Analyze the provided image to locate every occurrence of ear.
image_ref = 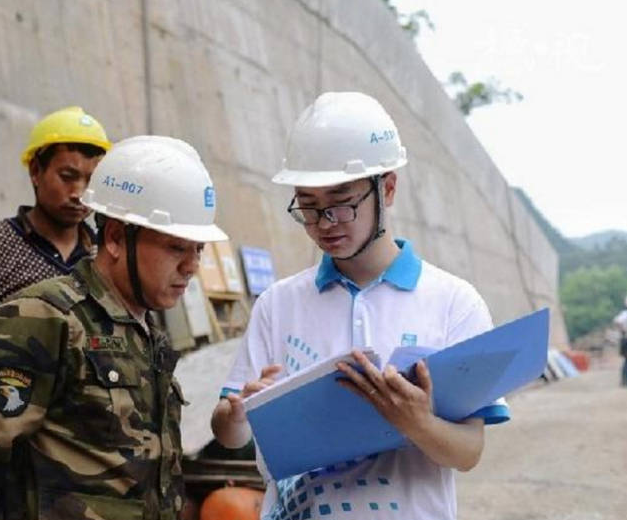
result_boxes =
[382,172,397,207]
[28,159,42,190]
[102,219,126,260]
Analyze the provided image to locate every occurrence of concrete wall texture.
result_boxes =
[0,0,569,346]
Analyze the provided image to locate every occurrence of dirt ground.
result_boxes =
[456,353,627,520]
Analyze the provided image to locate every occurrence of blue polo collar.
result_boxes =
[315,238,422,293]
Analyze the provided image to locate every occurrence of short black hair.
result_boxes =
[34,142,106,170]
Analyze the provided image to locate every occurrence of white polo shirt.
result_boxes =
[223,239,509,520]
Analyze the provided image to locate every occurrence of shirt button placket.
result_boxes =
[353,295,365,347]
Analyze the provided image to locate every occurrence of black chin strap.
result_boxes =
[334,175,386,261]
[124,224,152,311]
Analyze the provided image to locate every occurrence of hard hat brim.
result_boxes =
[272,158,407,187]
[158,222,229,243]
[21,136,112,166]
[87,204,229,243]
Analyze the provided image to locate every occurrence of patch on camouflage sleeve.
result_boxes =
[0,367,33,417]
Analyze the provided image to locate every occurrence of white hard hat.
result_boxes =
[82,135,227,242]
[272,92,407,187]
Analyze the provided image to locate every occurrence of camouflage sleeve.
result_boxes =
[0,297,67,463]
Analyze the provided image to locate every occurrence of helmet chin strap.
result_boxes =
[124,224,153,311]
[333,175,386,261]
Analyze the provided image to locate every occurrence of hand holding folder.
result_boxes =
[244,308,549,481]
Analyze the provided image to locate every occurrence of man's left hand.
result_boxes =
[336,349,435,438]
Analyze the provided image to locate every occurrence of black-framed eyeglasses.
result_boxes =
[287,186,375,225]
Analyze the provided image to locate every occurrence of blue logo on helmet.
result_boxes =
[204,186,215,208]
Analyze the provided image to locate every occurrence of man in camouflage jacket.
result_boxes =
[0,136,228,520]
[0,259,185,519]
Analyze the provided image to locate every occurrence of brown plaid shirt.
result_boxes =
[0,206,95,302]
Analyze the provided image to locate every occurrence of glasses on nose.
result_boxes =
[287,187,374,225]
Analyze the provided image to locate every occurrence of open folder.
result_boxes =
[244,308,549,481]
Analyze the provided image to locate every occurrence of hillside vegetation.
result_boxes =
[513,188,627,340]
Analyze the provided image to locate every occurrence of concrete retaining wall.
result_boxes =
[0,0,568,345]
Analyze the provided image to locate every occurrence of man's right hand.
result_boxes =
[211,364,282,448]
[224,364,283,422]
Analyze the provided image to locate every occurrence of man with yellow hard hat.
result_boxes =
[0,106,111,301]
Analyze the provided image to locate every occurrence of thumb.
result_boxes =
[227,393,247,422]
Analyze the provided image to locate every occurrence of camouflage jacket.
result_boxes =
[0,259,185,520]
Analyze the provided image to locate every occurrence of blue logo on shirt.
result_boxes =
[284,335,319,375]
[401,333,417,347]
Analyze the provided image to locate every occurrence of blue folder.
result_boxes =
[244,308,549,481]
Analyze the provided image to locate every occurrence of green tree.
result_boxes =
[560,265,627,339]
[513,187,627,339]
[560,237,627,279]
[381,1,523,116]
[446,72,523,116]
[398,9,435,38]
[381,0,435,37]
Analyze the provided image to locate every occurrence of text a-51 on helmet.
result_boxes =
[272,92,407,188]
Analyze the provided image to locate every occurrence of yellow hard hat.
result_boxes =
[21,106,112,166]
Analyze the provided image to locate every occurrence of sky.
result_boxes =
[390,0,626,238]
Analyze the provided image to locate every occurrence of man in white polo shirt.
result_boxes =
[211,92,509,519]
